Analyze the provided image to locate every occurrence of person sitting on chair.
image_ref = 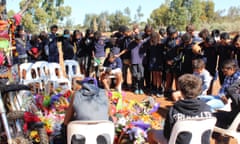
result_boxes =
[61,78,111,144]
[213,79,240,143]
[100,52,123,92]
[147,74,213,144]
[172,58,212,101]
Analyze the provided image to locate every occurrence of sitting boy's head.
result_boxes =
[192,59,205,74]
[108,52,116,63]
[177,74,202,99]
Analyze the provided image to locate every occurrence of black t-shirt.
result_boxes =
[62,38,74,60]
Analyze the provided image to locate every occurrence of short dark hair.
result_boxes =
[211,29,220,37]
[205,36,215,45]
[159,28,166,37]
[186,24,194,32]
[178,74,202,99]
[181,33,192,43]
[167,25,177,35]
[16,25,24,31]
[50,24,58,31]
[199,28,210,40]
[233,34,240,44]
[222,59,239,70]
[192,59,205,70]
[220,32,230,40]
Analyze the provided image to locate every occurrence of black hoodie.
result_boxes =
[163,98,212,144]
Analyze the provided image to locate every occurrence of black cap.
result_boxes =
[76,77,98,86]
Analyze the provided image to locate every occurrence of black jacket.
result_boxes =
[164,98,212,144]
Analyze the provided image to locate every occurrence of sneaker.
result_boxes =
[134,89,139,94]
[156,89,164,98]
[97,134,111,144]
[139,89,144,95]
[156,93,164,98]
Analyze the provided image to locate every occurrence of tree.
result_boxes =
[91,16,98,32]
[98,12,109,32]
[17,0,71,32]
[108,10,131,31]
[165,0,188,30]
[134,5,144,23]
[124,7,131,18]
[227,6,240,21]
[150,3,169,28]
[150,0,204,30]
[200,0,215,23]
[7,10,15,18]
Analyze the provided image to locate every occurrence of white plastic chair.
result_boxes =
[47,62,71,92]
[64,60,84,88]
[19,62,34,83]
[214,112,240,144]
[31,61,50,91]
[168,117,217,144]
[19,62,41,93]
[67,120,115,144]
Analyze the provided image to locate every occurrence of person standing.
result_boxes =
[14,25,30,64]
[115,26,132,90]
[48,24,59,63]
[148,32,164,97]
[61,29,75,60]
[128,34,149,95]
[78,29,94,77]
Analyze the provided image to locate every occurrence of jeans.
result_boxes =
[198,95,225,111]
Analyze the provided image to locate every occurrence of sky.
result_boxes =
[6,0,240,25]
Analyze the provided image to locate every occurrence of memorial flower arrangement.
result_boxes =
[108,91,162,144]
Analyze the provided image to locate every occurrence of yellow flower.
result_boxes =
[30,130,38,138]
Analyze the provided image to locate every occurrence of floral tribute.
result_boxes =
[28,87,72,143]
[24,88,162,144]
[108,91,162,144]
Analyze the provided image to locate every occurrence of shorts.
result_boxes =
[111,68,122,74]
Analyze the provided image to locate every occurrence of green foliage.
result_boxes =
[150,3,169,28]
[200,0,215,22]
[18,0,71,33]
[149,0,214,30]
[22,13,36,32]
[134,5,144,23]
[108,10,131,31]
[7,10,15,18]
[6,0,240,33]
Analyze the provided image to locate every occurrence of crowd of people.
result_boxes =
[2,22,240,143]
[8,23,240,95]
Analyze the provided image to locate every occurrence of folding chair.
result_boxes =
[67,120,115,144]
[168,117,217,144]
[214,112,240,144]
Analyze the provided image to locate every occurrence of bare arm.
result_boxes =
[63,93,75,125]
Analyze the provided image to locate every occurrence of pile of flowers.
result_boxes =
[27,87,72,143]
[108,91,163,144]
[23,88,162,144]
